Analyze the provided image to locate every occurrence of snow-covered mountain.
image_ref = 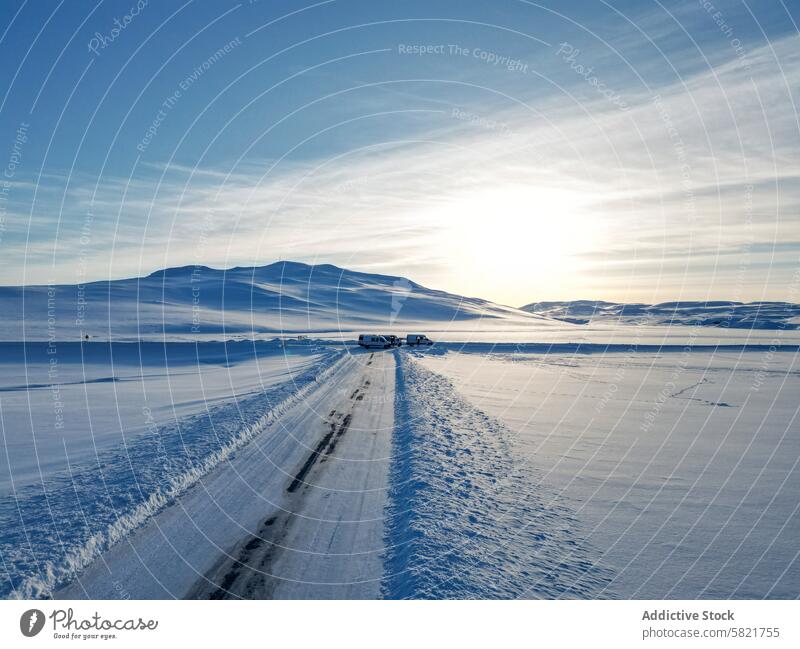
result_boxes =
[520,299,800,329]
[0,261,552,340]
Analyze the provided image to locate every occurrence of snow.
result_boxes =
[0,341,328,490]
[413,347,800,598]
[0,262,556,341]
[4,262,799,347]
[521,299,800,330]
[191,349,395,599]
[383,352,612,598]
[4,337,799,599]
[0,340,338,598]
[54,348,391,600]
[1,262,798,600]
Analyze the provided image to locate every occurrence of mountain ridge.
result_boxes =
[0,261,550,341]
[520,299,800,329]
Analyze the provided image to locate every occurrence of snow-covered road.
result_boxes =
[57,348,395,599]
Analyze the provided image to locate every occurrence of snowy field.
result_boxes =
[412,347,800,598]
[0,340,337,598]
[1,335,798,599]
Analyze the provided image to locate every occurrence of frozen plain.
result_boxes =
[1,262,798,599]
[413,345,800,598]
[1,337,797,599]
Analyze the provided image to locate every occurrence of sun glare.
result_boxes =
[433,185,596,304]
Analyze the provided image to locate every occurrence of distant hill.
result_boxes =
[519,300,800,330]
[0,261,553,340]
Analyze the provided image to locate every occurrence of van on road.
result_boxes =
[358,334,391,349]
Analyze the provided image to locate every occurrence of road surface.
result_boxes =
[57,348,396,599]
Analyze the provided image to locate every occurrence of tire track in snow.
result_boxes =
[188,372,370,599]
[382,353,613,599]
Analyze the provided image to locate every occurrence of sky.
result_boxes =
[0,0,798,307]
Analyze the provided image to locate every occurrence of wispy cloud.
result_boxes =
[3,30,799,304]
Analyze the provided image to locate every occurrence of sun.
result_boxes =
[430,184,596,303]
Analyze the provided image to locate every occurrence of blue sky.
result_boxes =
[0,0,798,305]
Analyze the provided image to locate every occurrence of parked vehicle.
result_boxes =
[358,334,391,349]
[382,335,402,347]
[406,334,433,346]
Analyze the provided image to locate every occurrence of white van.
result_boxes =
[358,334,390,349]
[406,334,433,346]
